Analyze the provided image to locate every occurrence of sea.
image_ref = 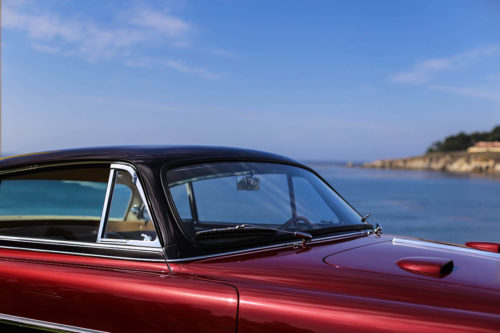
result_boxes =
[310,162,500,245]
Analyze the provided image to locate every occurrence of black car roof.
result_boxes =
[0,146,302,170]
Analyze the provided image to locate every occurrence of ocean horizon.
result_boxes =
[310,163,500,245]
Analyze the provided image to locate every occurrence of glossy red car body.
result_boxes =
[0,147,498,332]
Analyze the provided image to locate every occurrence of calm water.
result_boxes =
[311,163,500,245]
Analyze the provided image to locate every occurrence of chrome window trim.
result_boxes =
[97,163,161,248]
[0,312,108,333]
[0,243,165,262]
[166,231,369,262]
[97,162,161,248]
[0,234,164,254]
[392,238,500,259]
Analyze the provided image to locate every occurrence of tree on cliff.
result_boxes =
[426,125,500,153]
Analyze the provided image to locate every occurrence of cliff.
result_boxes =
[363,151,500,174]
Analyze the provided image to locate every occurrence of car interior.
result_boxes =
[0,166,156,243]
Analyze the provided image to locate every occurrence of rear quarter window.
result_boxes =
[0,180,107,217]
[0,166,110,242]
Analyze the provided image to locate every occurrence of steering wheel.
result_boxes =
[280,216,314,231]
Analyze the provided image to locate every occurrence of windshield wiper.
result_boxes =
[309,223,374,237]
[195,224,312,246]
[195,225,277,239]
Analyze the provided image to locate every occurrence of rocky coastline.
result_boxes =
[363,151,500,174]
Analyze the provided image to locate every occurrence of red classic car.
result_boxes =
[0,146,498,332]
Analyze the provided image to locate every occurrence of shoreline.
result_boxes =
[362,151,500,175]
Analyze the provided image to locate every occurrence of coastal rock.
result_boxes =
[363,151,500,174]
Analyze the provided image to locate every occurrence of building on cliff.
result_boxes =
[467,141,500,153]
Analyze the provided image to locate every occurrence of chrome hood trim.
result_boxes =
[0,312,108,333]
[392,238,500,260]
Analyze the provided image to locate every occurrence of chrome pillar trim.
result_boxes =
[0,312,108,333]
[392,238,500,259]
[166,231,368,263]
[97,169,116,243]
[98,163,161,248]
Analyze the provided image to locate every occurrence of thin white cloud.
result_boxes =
[32,43,61,54]
[2,4,149,60]
[2,1,223,79]
[429,85,500,102]
[125,58,222,80]
[390,46,498,84]
[3,5,81,41]
[128,9,193,39]
[160,59,221,80]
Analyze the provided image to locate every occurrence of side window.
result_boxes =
[0,167,109,242]
[102,169,159,244]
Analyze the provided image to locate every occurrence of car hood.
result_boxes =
[324,236,500,290]
[172,234,500,315]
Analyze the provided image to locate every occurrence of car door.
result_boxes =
[0,163,238,332]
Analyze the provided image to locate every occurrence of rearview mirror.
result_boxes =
[237,175,260,191]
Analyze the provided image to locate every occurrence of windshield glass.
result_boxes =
[166,162,365,244]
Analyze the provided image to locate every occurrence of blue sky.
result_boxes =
[2,0,500,161]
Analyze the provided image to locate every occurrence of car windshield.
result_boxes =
[166,162,366,245]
